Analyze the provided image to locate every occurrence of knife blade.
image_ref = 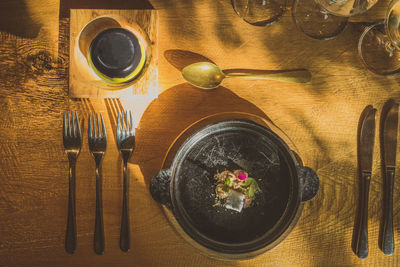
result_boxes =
[359,108,377,173]
[381,102,399,255]
[355,107,376,259]
[384,103,398,168]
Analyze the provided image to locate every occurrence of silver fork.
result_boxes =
[116,110,135,252]
[88,113,107,255]
[63,112,82,254]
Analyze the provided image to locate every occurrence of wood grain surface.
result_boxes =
[0,0,400,266]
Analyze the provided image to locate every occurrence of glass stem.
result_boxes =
[385,41,395,57]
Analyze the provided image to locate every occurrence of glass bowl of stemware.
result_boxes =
[231,0,288,26]
[292,0,378,40]
[358,0,400,76]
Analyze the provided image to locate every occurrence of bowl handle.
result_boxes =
[297,166,319,202]
[150,169,172,209]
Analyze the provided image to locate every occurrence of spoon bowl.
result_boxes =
[182,62,311,89]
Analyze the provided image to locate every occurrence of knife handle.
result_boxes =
[382,167,395,255]
[356,172,371,259]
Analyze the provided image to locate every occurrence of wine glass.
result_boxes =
[231,0,287,26]
[358,0,400,76]
[292,0,378,39]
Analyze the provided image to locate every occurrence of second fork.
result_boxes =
[88,113,107,255]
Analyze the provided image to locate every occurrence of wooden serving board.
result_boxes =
[69,9,159,99]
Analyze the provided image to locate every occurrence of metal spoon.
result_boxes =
[182,62,311,89]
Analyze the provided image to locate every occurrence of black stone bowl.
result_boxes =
[150,119,319,259]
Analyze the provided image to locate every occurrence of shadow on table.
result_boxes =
[131,82,273,186]
[0,0,42,38]
[59,0,154,18]
[164,49,216,71]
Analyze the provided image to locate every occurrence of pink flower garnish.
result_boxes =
[237,173,247,181]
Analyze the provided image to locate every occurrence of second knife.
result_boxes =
[381,102,399,255]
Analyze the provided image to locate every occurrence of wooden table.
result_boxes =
[1,0,400,266]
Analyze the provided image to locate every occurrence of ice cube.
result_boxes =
[225,190,245,212]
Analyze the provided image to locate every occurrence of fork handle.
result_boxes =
[120,161,130,252]
[65,161,77,254]
[94,164,105,255]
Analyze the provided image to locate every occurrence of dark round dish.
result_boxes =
[89,27,143,80]
[150,119,319,259]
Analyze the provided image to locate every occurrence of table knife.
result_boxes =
[355,107,376,259]
[381,103,399,255]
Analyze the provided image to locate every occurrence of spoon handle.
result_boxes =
[225,70,311,83]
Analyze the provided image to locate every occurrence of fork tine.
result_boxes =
[72,111,76,137]
[125,110,129,137]
[129,110,134,136]
[96,113,101,139]
[75,112,82,141]
[100,114,106,141]
[88,113,92,139]
[68,112,72,137]
[93,113,98,140]
[122,111,126,138]
[63,112,67,137]
[117,111,121,140]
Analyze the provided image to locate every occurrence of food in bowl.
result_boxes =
[214,170,260,212]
